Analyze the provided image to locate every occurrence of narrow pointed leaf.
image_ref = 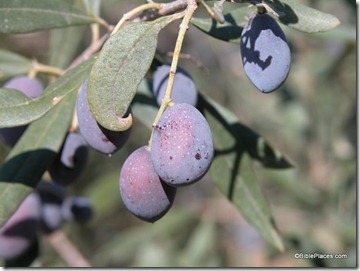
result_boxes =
[0,88,30,107]
[0,57,95,128]
[267,0,341,33]
[87,14,181,131]
[0,0,99,34]
[199,94,286,251]
[0,91,77,227]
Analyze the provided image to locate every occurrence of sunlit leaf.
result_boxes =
[267,0,341,33]
[0,0,98,34]
[87,14,182,131]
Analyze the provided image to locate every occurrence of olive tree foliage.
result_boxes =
[0,0,340,253]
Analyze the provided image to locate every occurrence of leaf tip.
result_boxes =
[115,112,133,131]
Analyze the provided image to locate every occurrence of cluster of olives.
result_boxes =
[0,181,93,263]
[54,63,213,223]
[240,12,291,93]
[1,62,215,225]
[119,64,214,222]
[0,11,290,226]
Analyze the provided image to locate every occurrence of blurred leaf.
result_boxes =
[87,14,181,131]
[199,94,285,252]
[179,219,218,266]
[94,208,196,266]
[191,6,248,44]
[50,26,86,69]
[310,25,356,43]
[82,0,101,15]
[0,57,95,128]
[0,0,99,34]
[0,50,32,80]
[0,91,77,227]
[267,0,341,33]
[83,169,123,219]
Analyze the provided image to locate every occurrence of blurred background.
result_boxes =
[0,0,356,267]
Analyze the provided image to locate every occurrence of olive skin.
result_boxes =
[150,103,214,186]
[240,13,291,93]
[119,146,176,222]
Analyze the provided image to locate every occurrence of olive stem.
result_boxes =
[93,14,112,31]
[148,0,198,150]
[111,3,162,36]
[45,230,92,267]
[28,59,64,78]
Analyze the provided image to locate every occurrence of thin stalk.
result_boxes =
[148,0,198,150]
[111,3,162,36]
[28,59,64,78]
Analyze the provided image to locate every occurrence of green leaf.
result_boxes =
[191,4,248,44]
[267,0,340,33]
[200,95,292,169]
[310,25,356,43]
[0,50,32,81]
[0,91,77,227]
[0,0,98,34]
[199,94,286,251]
[0,88,30,107]
[179,220,217,266]
[87,14,181,131]
[82,0,101,15]
[0,56,95,128]
[49,26,86,69]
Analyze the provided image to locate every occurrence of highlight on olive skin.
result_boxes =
[150,103,214,186]
[240,12,291,93]
[152,64,198,106]
[76,81,132,155]
[119,146,177,223]
[0,76,44,146]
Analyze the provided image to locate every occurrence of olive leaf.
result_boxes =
[87,13,182,132]
[199,94,286,252]
[0,91,77,227]
[0,57,95,128]
[0,0,99,34]
[0,50,32,81]
[266,0,341,33]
